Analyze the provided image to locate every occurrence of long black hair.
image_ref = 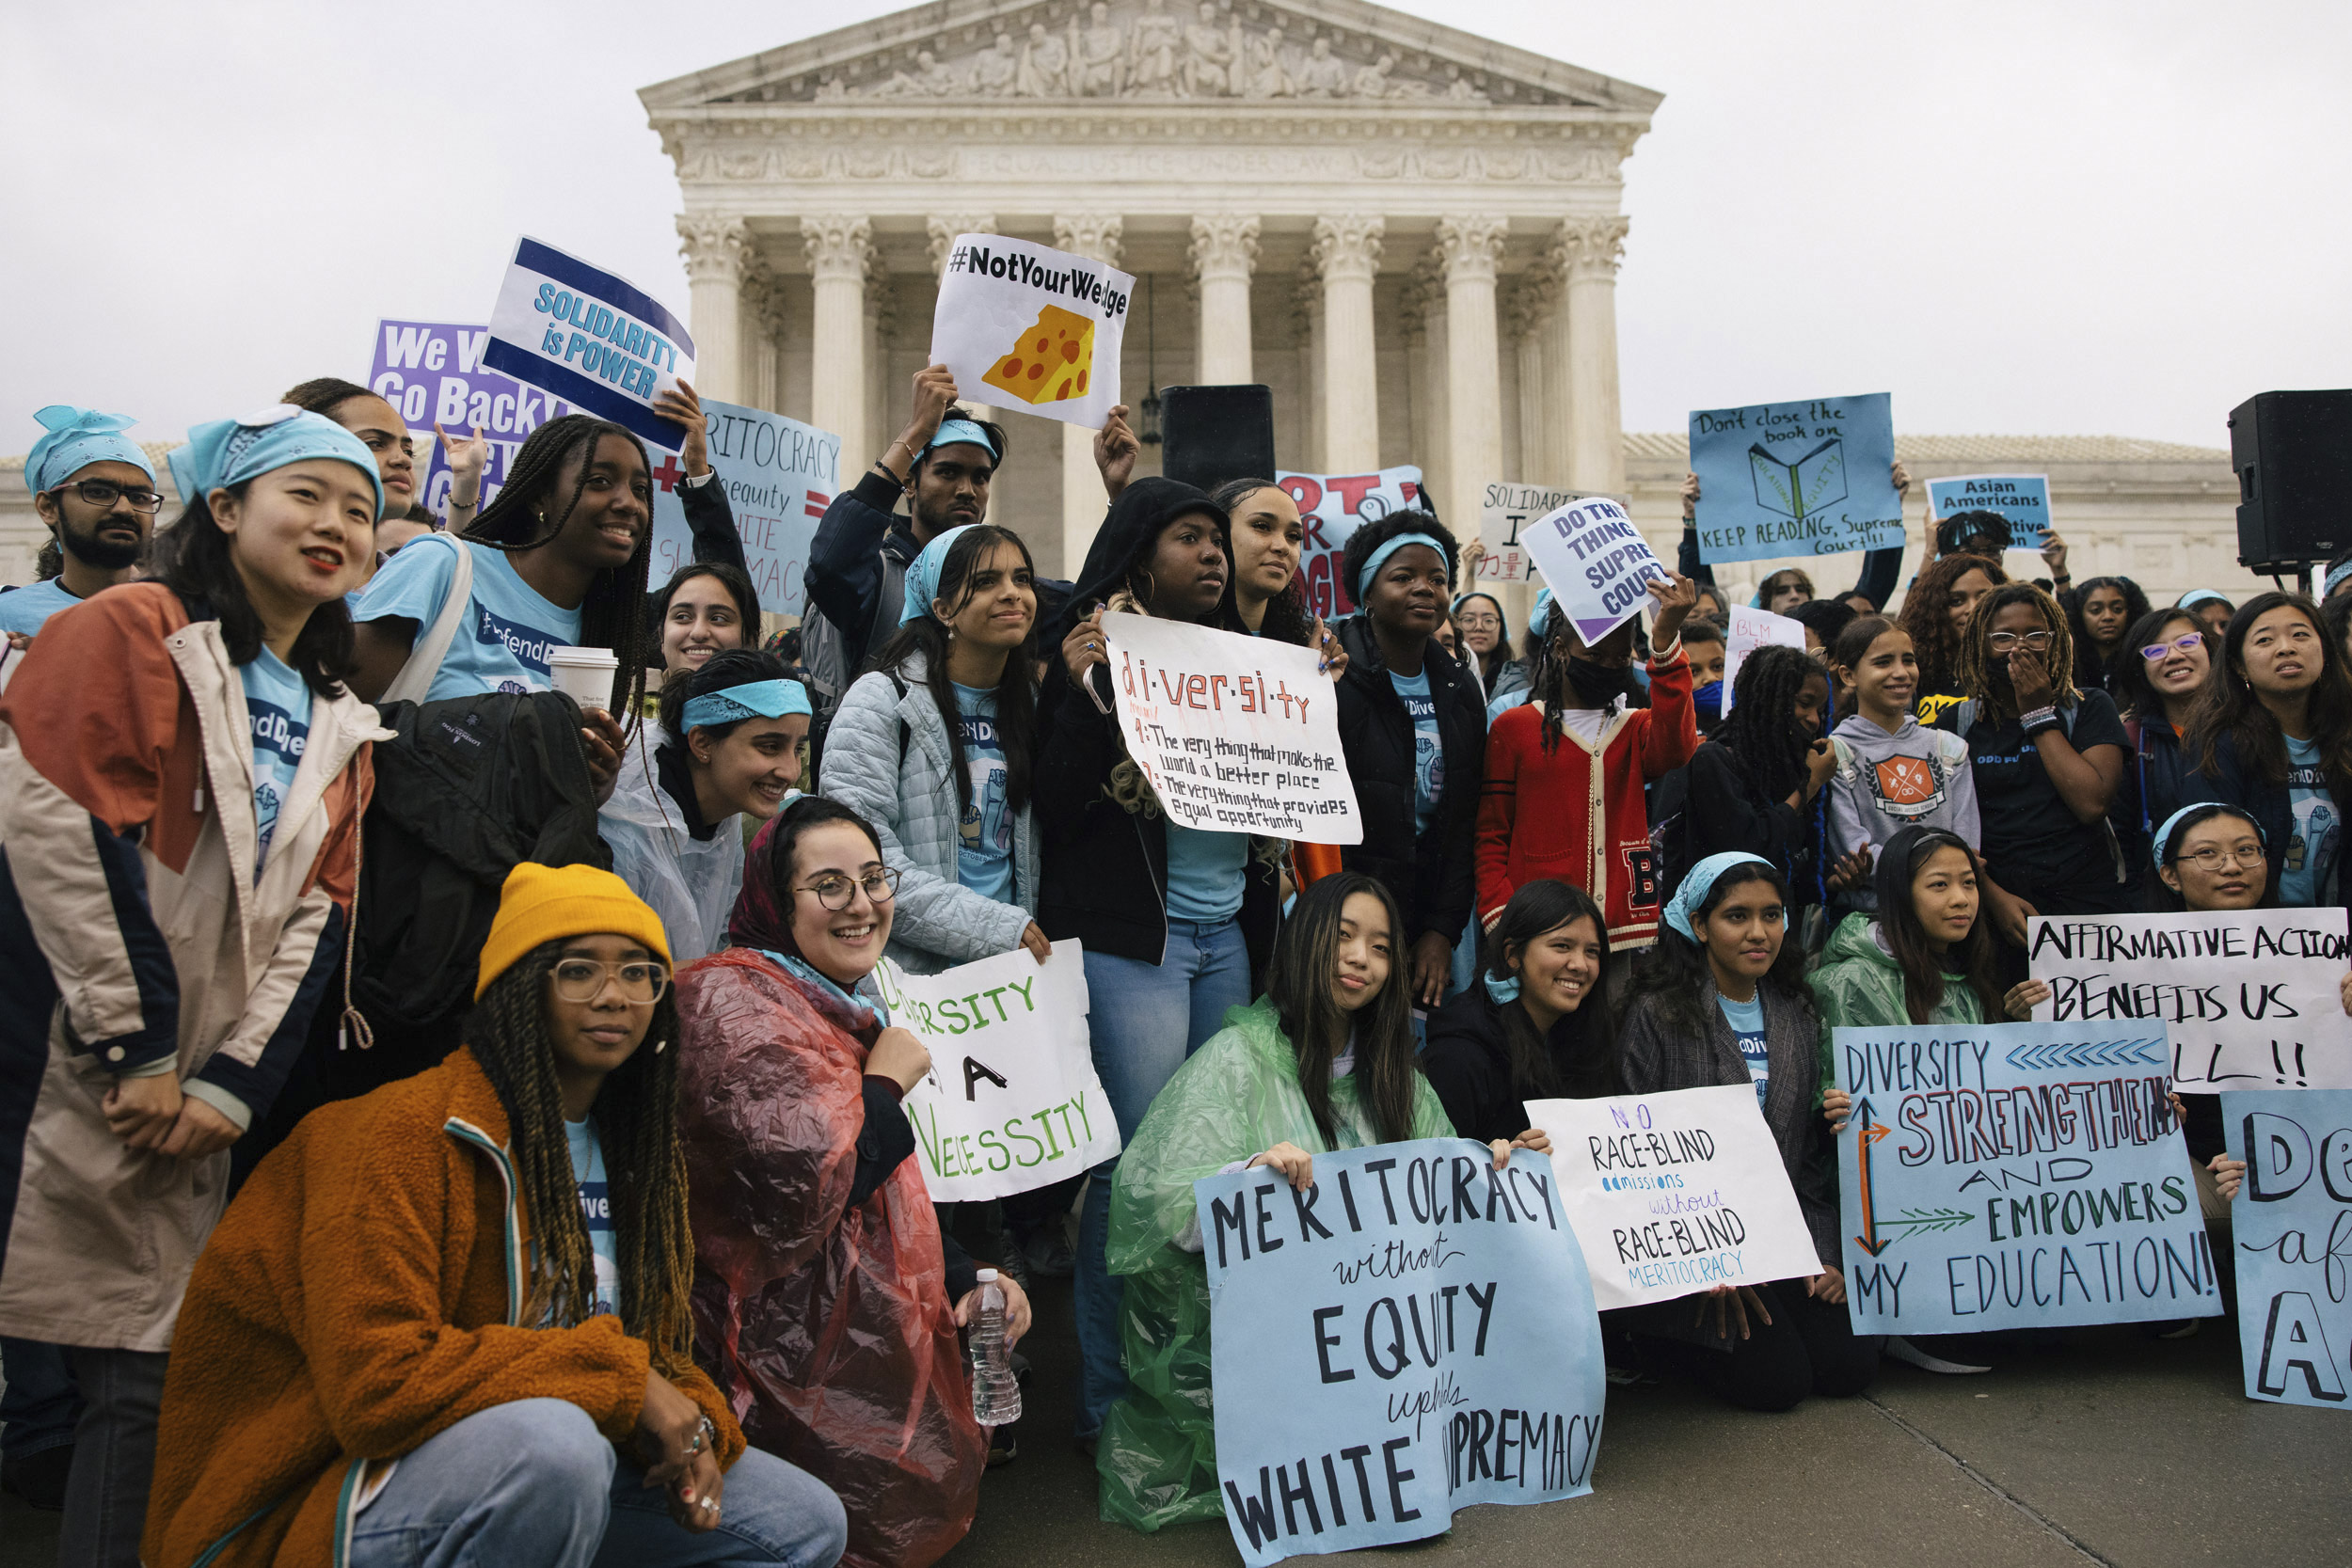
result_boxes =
[1266,873,1420,1148]
[2188,590,2352,816]
[1481,879,1615,1100]
[1626,861,1813,1037]
[1452,591,1515,689]
[2067,575,2151,663]
[1873,827,2006,1024]
[1708,643,1821,812]
[652,561,761,650]
[2105,607,2209,724]
[1210,476,1315,646]
[150,482,355,697]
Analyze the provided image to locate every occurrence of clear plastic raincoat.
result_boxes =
[598,730,748,965]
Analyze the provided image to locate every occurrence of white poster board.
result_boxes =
[1720,605,1807,714]
[1516,497,1669,645]
[1475,482,1593,585]
[483,236,694,451]
[930,233,1133,430]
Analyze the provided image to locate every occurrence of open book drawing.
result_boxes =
[1749,437,1847,521]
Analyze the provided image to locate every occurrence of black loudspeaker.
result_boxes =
[1159,385,1276,497]
[2229,390,2352,572]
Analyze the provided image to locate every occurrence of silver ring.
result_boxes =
[701,1498,719,1513]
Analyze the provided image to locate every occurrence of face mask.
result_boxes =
[1693,680,1724,710]
[1565,656,1633,709]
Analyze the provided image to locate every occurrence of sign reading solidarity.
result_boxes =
[1101,612,1361,844]
[1199,1140,1605,1566]
[1475,482,1590,585]
[2223,1088,2352,1410]
[930,233,1133,430]
[1831,1022,2223,1334]
[1927,473,2051,546]
[2028,911,2352,1094]
[1276,466,1426,622]
[650,399,840,618]
[485,236,696,451]
[873,943,1120,1202]
[1688,391,1900,563]
[367,320,573,515]
[1528,1085,1824,1310]
[1516,496,1670,645]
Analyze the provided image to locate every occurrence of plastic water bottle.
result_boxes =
[968,1268,1023,1425]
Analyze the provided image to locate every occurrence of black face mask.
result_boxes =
[1565,656,1634,709]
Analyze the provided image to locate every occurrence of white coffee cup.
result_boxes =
[546,645,621,712]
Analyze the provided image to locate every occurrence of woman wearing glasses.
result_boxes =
[675,797,1022,1568]
[2104,608,2213,890]
[3,405,164,641]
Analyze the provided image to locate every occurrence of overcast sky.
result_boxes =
[5,0,2345,456]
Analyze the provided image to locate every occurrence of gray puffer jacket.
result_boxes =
[820,651,1039,973]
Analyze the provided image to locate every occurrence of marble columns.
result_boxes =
[801,215,873,476]
[677,214,746,403]
[1310,215,1384,473]
[1188,214,1261,385]
[1435,215,1508,532]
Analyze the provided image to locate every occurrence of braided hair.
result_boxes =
[1899,552,2007,699]
[464,941,696,1376]
[1710,643,1822,811]
[1957,581,2078,722]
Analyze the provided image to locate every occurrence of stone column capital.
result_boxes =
[926,214,998,278]
[1309,214,1385,284]
[1501,272,1557,339]
[1557,215,1630,283]
[1187,214,1263,285]
[676,213,747,284]
[1434,215,1509,286]
[1053,214,1124,266]
[801,214,874,282]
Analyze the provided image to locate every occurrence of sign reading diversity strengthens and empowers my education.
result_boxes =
[1200,1141,1605,1566]
[1278,466,1427,622]
[2028,911,2352,1094]
[930,233,1133,430]
[1926,473,2051,546]
[648,399,840,618]
[1832,1022,2224,1334]
[1516,496,1669,645]
[874,943,1120,1203]
[2224,1088,2352,1410]
[367,320,573,515]
[485,236,695,451]
[1688,392,1901,563]
[1101,611,1362,844]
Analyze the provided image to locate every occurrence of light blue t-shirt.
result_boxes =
[2280,735,2339,908]
[1718,990,1769,1109]
[240,648,310,871]
[952,682,1014,904]
[1390,668,1442,836]
[566,1117,622,1319]
[0,578,82,637]
[353,535,580,702]
[1165,822,1248,924]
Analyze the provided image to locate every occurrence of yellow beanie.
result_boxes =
[475,863,673,1000]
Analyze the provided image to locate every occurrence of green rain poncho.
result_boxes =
[1811,910,1992,1095]
[1097,997,1455,1531]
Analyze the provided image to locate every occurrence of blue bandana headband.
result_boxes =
[2327,560,2352,600]
[680,678,812,732]
[168,404,385,520]
[2153,804,2265,873]
[1663,852,1773,942]
[1452,591,1504,620]
[2175,589,2231,611]
[1483,971,1521,1006]
[901,523,977,625]
[26,405,154,495]
[1357,531,1449,601]
[926,418,1000,461]
[1526,588,1557,639]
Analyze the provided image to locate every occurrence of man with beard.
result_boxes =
[3,406,161,638]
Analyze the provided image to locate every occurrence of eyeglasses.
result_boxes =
[2141,633,2205,661]
[2173,842,2263,871]
[1457,612,1502,630]
[549,958,671,1005]
[50,479,163,515]
[794,866,900,911]
[1987,630,2055,653]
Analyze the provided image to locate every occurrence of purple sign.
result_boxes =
[366,320,572,516]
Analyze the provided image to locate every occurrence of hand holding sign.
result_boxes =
[1689,392,1900,563]
[930,234,1133,430]
[1517,496,1673,645]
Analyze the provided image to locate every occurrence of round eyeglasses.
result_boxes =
[794,866,900,911]
[549,959,670,1005]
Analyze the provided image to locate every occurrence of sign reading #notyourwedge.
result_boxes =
[485,236,696,451]
[930,233,1133,430]
[1689,392,1901,563]
[1517,496,1670,645]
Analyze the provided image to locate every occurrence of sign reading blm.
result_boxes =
[2224,1088,2352,1410]
[1689,392,1901,563]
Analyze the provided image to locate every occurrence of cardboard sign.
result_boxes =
[1276,467,1427,623]
[484,236,695,451]
[1200,1140,1605,1565]
[1527,1085,1825,1311]
[2028,911,2352,1094]
[2224,1088,2352,1410]
[1101,612,1360,845]
[1517,497,1670,645]
[1927,473,2051,546]
[366,319,573,515]
[930,234,1132,430]
[1832,1022,2223,1334]
[649,400,840,618]
[1719,605,1807,715]
[873,943,1119,1202]
[1689,392,1901,563]
[1475,482,1590,585]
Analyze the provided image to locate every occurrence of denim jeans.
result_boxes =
[58,1347,167,1568]
[0,1336,78,1457]
[346,1399,848,1568]
[1073,916,1252,1437]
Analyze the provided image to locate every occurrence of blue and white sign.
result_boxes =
[1518,496,1670,645]
[368,320,574,515]
[1200,1140,1603,1566]
[2224,1089,2352,1411]
[485,237,695,451]
[649,399,840,617]
[1689,392,1901,564]
[1926,473,2051,546]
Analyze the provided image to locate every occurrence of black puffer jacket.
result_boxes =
[1333,616,1486,946]
[1422,983,1618,1147]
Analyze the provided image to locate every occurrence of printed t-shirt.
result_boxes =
[1955,690,2129,893]
[352,534,580,703]
[1390,668,1443,835]
[240,648,310,871]
[566,1117,622,1319]
[952,681,1015,903]
[2280,736,2340,908]
[0,578,81,637]
[1718,990,1769,1108]
[1165,823,1248,924]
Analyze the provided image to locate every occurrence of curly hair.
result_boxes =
[1339,508,1457,619]
[1899,552,2007,699]
[1710,644,1823,811]
[1957,581,2078,721]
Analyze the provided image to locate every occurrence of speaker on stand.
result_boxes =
[2229,389,2352,593]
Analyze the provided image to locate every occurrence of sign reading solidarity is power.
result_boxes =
[930,233,1133,430]
[485,236,696,451]
[367,320,573,515]
[2223,1088,2352,1410]
[1276,466,1427,622]
[1688,391,1901,563]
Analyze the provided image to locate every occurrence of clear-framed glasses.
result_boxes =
[549,958,670,1005]
[1987,630,2055,653]
[2141,633,2205,662]
[52,479,163,515]
[1457,610,1502,631]
[2176,842,2264,872]
[795,866,900,911]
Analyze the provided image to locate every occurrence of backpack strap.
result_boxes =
[380,534,474,706]
[887,671,911,764]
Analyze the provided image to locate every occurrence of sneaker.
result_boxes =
[986,1433,1020,1468]
[0,1446,72,1512]
[2154,1318,2202,1340]
[1885,1336,1991,1375]
[1021,1226,1076,1280]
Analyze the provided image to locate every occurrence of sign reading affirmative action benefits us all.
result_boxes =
[485,237,696,451]
[2223,1088,2352,1411]
[1101,612,1361,845]
[1832,1022,2223,1335]
[1200,1140,1605,1567]
[1688,391,1902,564]
[930,233,1132,430]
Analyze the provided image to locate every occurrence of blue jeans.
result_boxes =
[1074,917,1252,1437]
[59,1347,167,1568]
[346,1399,848,1568]
[0,1336,78,1457]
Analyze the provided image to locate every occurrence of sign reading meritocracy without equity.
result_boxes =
[1277,466,1427,622]
[1102,611,1362,845]
[368,320,573,515]
[1689,392,1901,563]
[484,236,696,451]
[2224,1088,2352,1411]
[1528,1085,1825,1311]
[873,943,1120,1203]
[1832,1021,2223,1335]
[2028,910,2352,1094]
[649,399,840,618]
[1517,496,1671,645]
[1475,483,1590,585]
[1927,473,2051,546]
[1200,1140,1605,1566]
[930,233,1133,430]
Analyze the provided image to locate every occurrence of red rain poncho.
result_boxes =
[676,817,985,1568]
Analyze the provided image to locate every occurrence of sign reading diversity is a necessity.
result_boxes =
[649,398,840,618]
[485,236,696,451]
[1278,466,1427,622]
[367,320,573,515]
[2224,1088,2352,1411]
[1516,496,1669,644]
[1688,392,1901,562]
[930,233,1133,430]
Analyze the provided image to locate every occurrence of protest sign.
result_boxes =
[1100,612,1360,844]
[872,943,1119,1203]
[649,399,839,617]
[367,320,573,515]
[484,236,695,451]
[1927,473,2051,546]
[1528,1085,1824,1311]
[2223,1088,2352,1409]
[1277,466,1427,622]
[1688,392,1901,563]
[1516,496,1669,645]
[1718,605,1806,715]
[2028,911,2352,1094]
[1832,1021,2223,1334]
[1474,482,1591,585]
[930,233,1132,430]
[1200,1140,1604,1566]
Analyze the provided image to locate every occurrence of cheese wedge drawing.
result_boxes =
[982,306,1095,404]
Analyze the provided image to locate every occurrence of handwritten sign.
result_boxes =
[2224,1088,2352,1409]
[2028,911,2352,1094]
[1927,473,2051,546]
[485,236,695,451]
[1832,1022,2223,1334]
[1516,497,1670,645]
[1277,467,1427,622]
[1527,1085,1823,1310]
[1102,612,1361,844]
[930,233,1132,430]
[367,319,573,515]
[1475,483,1590,585]
[1718,605,1807,716]
[1200,1140,1604,1566]
[873,943,1119,1202]
[1689,392,1900,563]
[650,399,840,617]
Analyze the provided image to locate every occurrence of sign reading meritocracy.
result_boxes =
[1832,1022,2224,1334]
[874,943,1120,1202]
[1277,466,1427,622]
[1475,482,1591,585]
[1528,1085,1825,1311]
[2028,910,2352,1094]
[1102,611,1361,845]
[649,399,840,618]
[2224,1088,2352,1410]
[1200,1141,1605,1566]
[1516,496,1669,644]
[1927,473,2051,546]
[485,236,696,451]
[930,233,1133,430]
[367,320,573,515]
[1689,392,1901,563]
